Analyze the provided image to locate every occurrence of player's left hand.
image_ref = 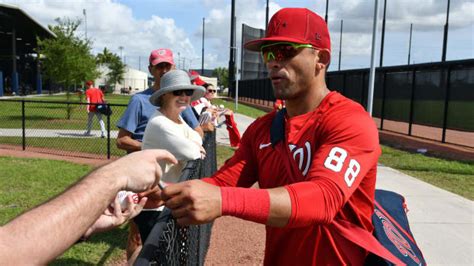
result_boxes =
[161,180,221,226]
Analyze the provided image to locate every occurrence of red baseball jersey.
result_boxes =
[210,91,381,265]
[85,87,104,112]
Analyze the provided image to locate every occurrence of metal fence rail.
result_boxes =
[135,131,217,266]
[0,98,129,158]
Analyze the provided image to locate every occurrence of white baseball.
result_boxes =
[116,190,139,210]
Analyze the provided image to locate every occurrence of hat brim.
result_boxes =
[244,36,311,51]
[150,84,205,106]
[150,58,175,66]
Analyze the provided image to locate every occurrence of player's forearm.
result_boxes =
[220,187,291,227]
[267,187,292,227]
[116,136,142,152]
[0,167,124,263]
[220,181,343,228]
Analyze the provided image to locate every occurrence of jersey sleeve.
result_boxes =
[116,96,141,133]
[285,105,380,227]
[306,107,380,201]
[208,120,260,188]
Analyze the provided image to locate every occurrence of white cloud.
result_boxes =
[3,0,197,71]
[2,0,472,71]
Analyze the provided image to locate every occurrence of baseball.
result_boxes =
[116,190,139,210]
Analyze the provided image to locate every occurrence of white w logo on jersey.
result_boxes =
[289,141,312,176]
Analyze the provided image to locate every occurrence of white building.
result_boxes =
[95,66,148,94]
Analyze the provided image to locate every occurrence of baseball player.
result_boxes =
[161,8,380,265]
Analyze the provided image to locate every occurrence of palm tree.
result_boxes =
[96,47,115,65]
[96,47,125,92]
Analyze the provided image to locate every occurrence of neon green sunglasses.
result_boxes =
[260,42,313,63]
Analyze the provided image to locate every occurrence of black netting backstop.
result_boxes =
[230,59,474,147]
[241,23,266,81]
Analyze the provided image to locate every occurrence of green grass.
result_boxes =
[379,146,474,200]
[0,146,235,264]
[216,145,236,167]
[0,136,127,157]
[212,98,267,119]
[0,94,131,130]
[0,157,129,264]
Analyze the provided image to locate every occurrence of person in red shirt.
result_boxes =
[160,8,380,265]
[84,80,106,138]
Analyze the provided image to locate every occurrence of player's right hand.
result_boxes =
[161,180,222,226]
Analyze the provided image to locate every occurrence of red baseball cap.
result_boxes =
[193,76,206,86]
[149,48,175,66]
[189,70,200,80]
[188,70,206,86]
[244,8,331,52]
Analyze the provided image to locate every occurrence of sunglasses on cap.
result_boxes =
[172,89,194,96]
[260,42,314,63]
[207,89,216,93]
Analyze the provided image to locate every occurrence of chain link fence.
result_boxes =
[136,131,217,266]
[0,98,129,159]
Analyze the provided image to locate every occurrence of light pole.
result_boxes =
[265,0,269,31]
[408,23,413,65]
[325,0,329,23]
[367,0,380,116]
[441,0,451,61]
[83,9,87,39]
[177,52,181,69]
[118,46,124,63]
[202,17,205,74]
[230,46,239,110]
[338,19,343,70]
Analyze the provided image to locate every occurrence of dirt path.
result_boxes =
[0,144,112,167]
[206,217,265,265]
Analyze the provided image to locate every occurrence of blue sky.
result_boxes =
[2,0,473,73]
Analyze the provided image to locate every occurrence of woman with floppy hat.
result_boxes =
[143,69,206,180]
[132,69,206,246]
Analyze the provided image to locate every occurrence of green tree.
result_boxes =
[37,18,98,118]
[213,67,229,88]
[96,47,126,92]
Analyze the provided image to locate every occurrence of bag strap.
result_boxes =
[269,109,405,266]
[332,220,405,265]
[374,200,416,244]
